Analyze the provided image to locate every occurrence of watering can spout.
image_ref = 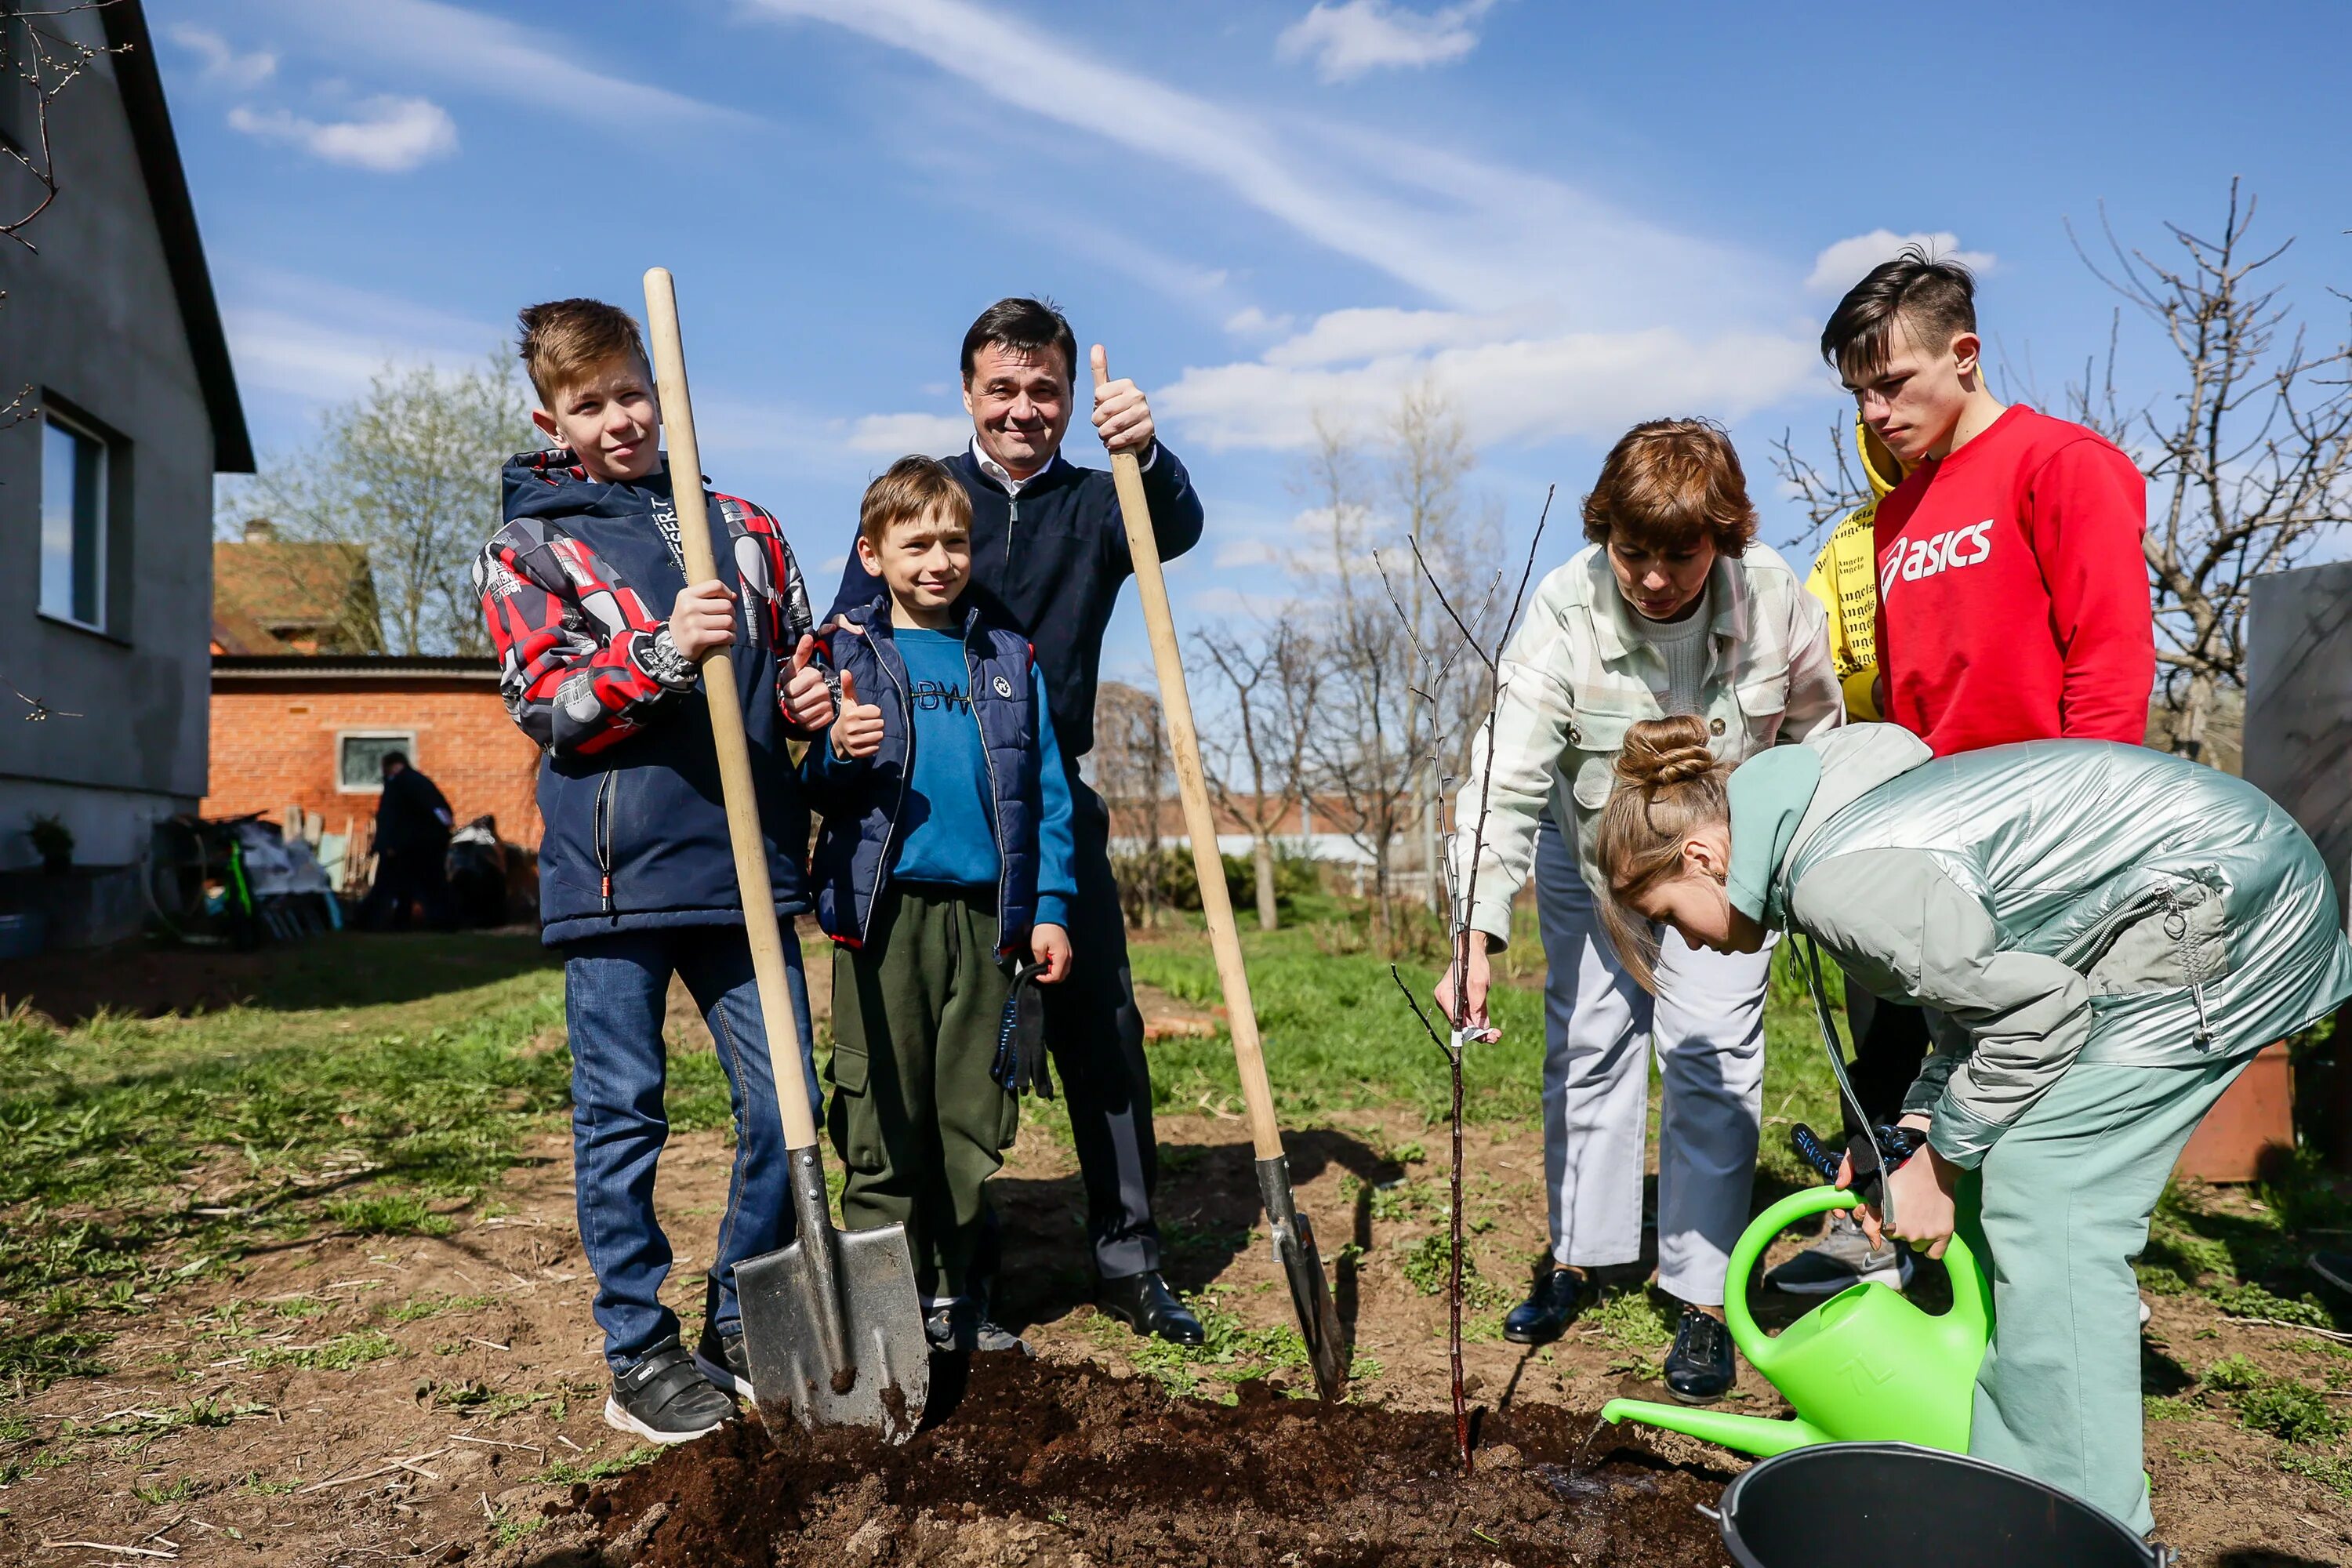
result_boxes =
[1599,1399,1829,1459]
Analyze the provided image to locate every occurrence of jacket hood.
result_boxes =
[499,447,679,524]
[1730,722,1932,926]
[1854,416,1901,501]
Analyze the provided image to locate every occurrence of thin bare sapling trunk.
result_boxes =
[1388,487,1553,1475]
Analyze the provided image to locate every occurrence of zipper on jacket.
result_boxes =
[969,630,1014,946]
[593,771,619,920]
[2056,884,2164,971]
[2158,884,2219,1043]
[858,641,915,947]
[1004,496,1017,572]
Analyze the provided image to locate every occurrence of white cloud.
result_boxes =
[742,0,1749,320]
[170,24,278,90]
[1160,310,1816,452]
[1276,0,1497,84]
[230,96,458,172]
[222,271,506,401]
[843,412,972,456]
[1224,306,1295,337]
[1806,230,1998,294]
[244,0,753,131]
[1213,537,1283,568]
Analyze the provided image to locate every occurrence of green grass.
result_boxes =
[1098,1290,1316,1399]
[538,1444,661,1486]
[1586,1284,1679,1351]
[0,933,562,1389]
[387,1291,499,1324]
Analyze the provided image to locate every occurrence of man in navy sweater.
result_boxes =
[831,297,1206,1344]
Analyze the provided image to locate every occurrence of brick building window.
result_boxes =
[39,408,109,630]
[338,732,416,792]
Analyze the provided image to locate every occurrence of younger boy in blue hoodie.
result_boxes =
[474,299,837,1444]
[804,456,1076,1353]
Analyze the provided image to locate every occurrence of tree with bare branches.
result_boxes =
[1193,619,1320,930]
[1091,678,1169,928]
[227,358,533,657]
[1291,386,1496,949]
[2063,180,2352,760]
[0,1,125,430]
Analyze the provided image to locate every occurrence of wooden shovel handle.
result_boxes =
[642,267,823,1154]
[1093,347,1283,1163]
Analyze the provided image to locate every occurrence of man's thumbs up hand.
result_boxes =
[783,634,837,731]
[829,667,885,760]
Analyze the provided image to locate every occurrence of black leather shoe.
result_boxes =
[1096,1270,1205,1346]
[1664,1306,1737,1405]
[1503,1265,1584,1345]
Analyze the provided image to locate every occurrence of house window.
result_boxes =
[338,732,416,793]
[38,410,107,630]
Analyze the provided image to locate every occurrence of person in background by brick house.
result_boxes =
[358,750,454,931]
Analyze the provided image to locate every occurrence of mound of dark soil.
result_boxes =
[555,1356,1733,1567]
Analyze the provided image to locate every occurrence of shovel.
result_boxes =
[1094,347,1348,1403]
[641,268,928,1442]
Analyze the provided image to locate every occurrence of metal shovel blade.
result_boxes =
[735,1153,928,1443]
[1256,1154,1348,1403]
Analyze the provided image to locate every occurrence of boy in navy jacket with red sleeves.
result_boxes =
[475,299,837,1445]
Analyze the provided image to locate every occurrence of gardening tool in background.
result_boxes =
[1095,345,1348,1403]
[1599,1183,1989,1457]
[1715,1442,2169,1568]
[641,267,927,1442]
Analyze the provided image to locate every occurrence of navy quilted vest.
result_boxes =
[808,594,1040,952]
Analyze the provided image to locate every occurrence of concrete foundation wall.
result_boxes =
[2245,561,2352,926]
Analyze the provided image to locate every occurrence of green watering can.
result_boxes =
[1600,1184,1991,1458]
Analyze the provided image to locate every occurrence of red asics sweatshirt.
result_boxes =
[1872,405,2154,757]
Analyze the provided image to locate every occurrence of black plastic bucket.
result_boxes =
[1719,1443,2165,1568]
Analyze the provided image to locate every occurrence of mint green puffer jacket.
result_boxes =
[1727,724,2352,1169]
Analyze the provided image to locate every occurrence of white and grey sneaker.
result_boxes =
[1764,1210,1914,1297]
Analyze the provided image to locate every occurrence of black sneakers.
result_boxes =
[604,1336,734,1444]
[692,1320,752,1399]
[1664,1306,1736,1405]
[1503,1265,1584,1345]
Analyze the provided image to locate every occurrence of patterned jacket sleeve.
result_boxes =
[474,520,698,757]
[717,493,830,736]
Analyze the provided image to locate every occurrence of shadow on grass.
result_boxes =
[0,930,558,1025]
[989,1127,1396,1338]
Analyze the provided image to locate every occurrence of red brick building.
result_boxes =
[203,655,541,850]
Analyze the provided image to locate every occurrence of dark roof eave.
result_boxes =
[100,2,254,474]
[212,655,500,682]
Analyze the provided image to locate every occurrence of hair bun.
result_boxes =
[1614,714,1720,789]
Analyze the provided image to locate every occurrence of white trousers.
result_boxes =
[1531,819,1770,1305]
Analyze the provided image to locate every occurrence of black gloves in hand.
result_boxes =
[990,956,1052,1098]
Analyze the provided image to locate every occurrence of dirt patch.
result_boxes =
[542,1356,1728,1567]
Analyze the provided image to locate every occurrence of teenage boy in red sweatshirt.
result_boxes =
[1822,249,2154,755]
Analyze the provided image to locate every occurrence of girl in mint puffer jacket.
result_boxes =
[1593,714,2352,1535]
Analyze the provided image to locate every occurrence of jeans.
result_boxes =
[1533,819,1771,1304]
[562,924,821,1373]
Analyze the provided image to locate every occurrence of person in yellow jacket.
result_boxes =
[1768,416,1925,1296]
[1801,415,1902,721]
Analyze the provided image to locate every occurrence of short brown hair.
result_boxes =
[1581,418,1757,557]
[517,298,649,407]
[858,455,972,547]
[960,296,1077,384]
[1820,247,1977,381]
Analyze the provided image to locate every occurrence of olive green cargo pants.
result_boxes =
[1965,1053,2249,1536]
[826,884,1019,1304]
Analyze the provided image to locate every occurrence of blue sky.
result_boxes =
[161,0,2352,677]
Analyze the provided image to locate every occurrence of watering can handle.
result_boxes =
[1725,1184,1987,1373]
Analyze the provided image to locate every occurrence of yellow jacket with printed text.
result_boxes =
[1802,416,1903,721]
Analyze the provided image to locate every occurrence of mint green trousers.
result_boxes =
[1965,1054,2249,1537]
